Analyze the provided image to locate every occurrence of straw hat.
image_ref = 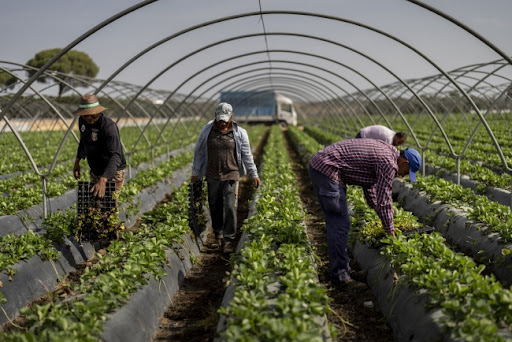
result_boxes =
[73,94,107,116]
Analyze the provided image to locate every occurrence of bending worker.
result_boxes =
[308,138,421,287]
[191,102,260,254]
[73,94,126,199]
[356,124,407,147]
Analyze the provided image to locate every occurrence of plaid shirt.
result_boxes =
[310,138,399,233]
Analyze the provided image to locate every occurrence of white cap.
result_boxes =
[215,102,233,122]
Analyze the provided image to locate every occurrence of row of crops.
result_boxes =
[288,125,512,341]
[0,121,203,216]
[2,118,512,340]
[317,113,512,191]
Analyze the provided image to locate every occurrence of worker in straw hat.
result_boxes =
[72,94,126,199]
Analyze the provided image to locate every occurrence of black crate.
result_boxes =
[188,180,206,237]
[77,181,117,241]
[77,181,117,214]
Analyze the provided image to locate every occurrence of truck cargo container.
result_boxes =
[220,90,297,126]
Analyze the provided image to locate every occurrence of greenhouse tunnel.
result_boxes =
[1,0,512,341]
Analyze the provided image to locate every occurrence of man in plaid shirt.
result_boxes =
[308,138,421,287]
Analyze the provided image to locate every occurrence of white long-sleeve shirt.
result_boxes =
[357,125,395,145]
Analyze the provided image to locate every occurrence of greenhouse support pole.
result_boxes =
[128,154,132,179]
[456,157,461,186]
[42,176,48,219]
[421,149,426,177]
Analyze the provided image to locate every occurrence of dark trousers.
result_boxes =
[308,165,351,283]
[206,178,239,244]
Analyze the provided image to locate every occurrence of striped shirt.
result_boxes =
[310,138,399,233]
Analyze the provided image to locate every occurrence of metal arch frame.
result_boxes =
[97,11,500,164]
[158,53,384,136]
[0,0,157,120]
[232,79,335,116]
[0,62,161,157]
[366,60,511,159]
[228,75,345,123]
[166,66,336,137]
[77,10,463,156]
[0,66,93,216]
[0,66,84,175]
[1,4,511,207]
[425,64,510,142]
[219,69,355,129]
[146,55,384,145]
[407,0,512,66]
[108,30,432,151]
[4,9,506,166]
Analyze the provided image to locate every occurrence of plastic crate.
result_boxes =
[77,181,117,241]
[77,181,117,214]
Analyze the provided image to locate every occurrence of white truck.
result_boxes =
[220,90,297,126]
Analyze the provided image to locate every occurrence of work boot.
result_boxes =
[223,242,234,254]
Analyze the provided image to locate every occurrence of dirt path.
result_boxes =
[151,128,268,342]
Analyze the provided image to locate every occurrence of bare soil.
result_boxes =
[152,127,394,342]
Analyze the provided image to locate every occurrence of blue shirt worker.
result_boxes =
[73,94,126,199]
[309,138,421,287]
[191,102,260,254]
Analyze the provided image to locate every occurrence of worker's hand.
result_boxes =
[253,177,261,189]
[73,159,81,180]
[191,176,200,183]
[91,177,108,198]
[387,230,396,238]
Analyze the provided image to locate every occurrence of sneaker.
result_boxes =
[211,238,223,249]
[223,242,234,254]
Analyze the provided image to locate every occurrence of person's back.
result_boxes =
[356,125,395,145]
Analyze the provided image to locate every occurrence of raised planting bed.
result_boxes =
[0,152,193,329]
[392,176,512,285]
[289,126,512,341]
[0,144,194,237]
[0,181,210,341]
[348,186,512,342]
[423,163,512,207]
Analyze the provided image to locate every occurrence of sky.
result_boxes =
[1,0,511,99]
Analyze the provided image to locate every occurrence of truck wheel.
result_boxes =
[279,121,288,129]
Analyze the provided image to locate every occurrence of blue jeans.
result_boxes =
[308,165,351,283]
